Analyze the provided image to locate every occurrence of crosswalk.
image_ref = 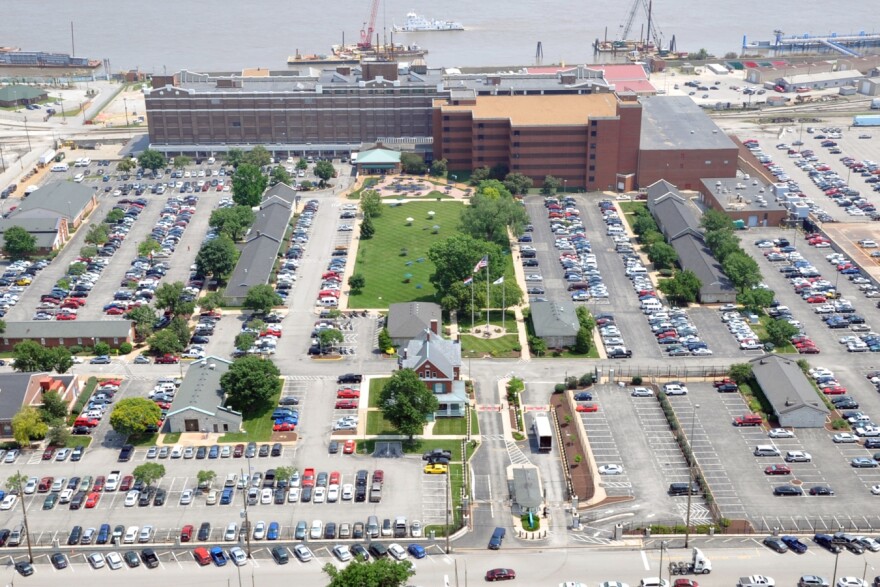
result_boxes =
[505,440,531,466]
[674,502,712,522]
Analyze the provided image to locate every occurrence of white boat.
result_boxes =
[392,12,464,32]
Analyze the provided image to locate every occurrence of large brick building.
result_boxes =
[432,92,642,190]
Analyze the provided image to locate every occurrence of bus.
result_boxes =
[533,412,553,452]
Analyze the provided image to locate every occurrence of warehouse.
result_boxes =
[749,355,829,428]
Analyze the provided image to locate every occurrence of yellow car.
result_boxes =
[423,464,448,475]
[15,277,31,286]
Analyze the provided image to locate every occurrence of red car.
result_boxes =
[713,378,735,387]
[273,422,295,432]
[37,477,53,492]
[805,295,827,303]
[84,492,100,508]
[261,329,282,338]
[155,354,180,364]
[154,401,171,410]
[105,307,125,315]
[119,476,133,492]
[372,470,384,485]
[180,525,193,542]
[329,471,341,486]
[335,400,358,410]
[823,386,847,395]
[798,346,820,354]
[93,476,106,492]
[74,417,99,428]
[41,447,55,460]
[56,313,77,320]
[764,464,791,475]
[233,444,245,458]
[673,580,699,587]
[485,568,516,581]
[343,440,355,454]
[576,403,599,413]
[302,468,316,487]
[337,388,360,399]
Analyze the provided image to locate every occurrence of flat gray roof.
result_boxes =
[640,96,737,151]
[512,466,543,509]
[530,301,579,337]
[2,321,132,340]
[700,177,787,212]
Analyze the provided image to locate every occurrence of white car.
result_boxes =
[631,387,653,397]
[124,490,140,507]
[0,494,16,510]
[411,520,423,537]
[388,543,407,561]
[106,551,123,570]
[598,464,623,475]
[785,451,812,463]
[224,523,237,541]
[333,544,353,561]
[313,487,326,503]
[179,489,194,505]
[59,488,73,504]
[836,578,868,587]
[230,546,247,566]
[768,428,794,439]
[294,544,313,562]
[309,520,323,539]
[662,384,688,396]
[253,521,266,540]
[287,487,301,503]
[327,484,339,502]
[88,552,106,569]
[833,433,858,443]
[261,487,273,504]
[341,484,353,501]
[23,477,37,494]
[138,525,153,543]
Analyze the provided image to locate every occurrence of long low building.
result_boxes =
[0,321,133,352]
[164,357,242,434]
[749,355,829,428]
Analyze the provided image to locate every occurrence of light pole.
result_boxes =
[832,548,840,586]
[23,117,32,152]
[563,178,567,194]
[16,472,34,563]
[684,403,700,547]
[0,142,5,173]
[658,540,667,582]
[240,461,252,558]
[863,560,873,582]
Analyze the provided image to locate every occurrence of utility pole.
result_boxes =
[445,470,450,553]
[684,403,700,548]
[240,465,252,558]
[17,471,33,563]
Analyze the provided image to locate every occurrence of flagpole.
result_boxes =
[485,254,490,333]
[470,278,474,331]
[502,281,506,332]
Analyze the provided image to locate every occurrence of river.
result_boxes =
[2,0,876,72]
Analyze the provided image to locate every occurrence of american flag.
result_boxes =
[463,276,473,285]
[473,255,488,273]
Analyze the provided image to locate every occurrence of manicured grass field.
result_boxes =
[366,410,400,436]
[431,417,467,435]
[65,436,92,449]
[368,377,389,409]
[219,387,282,442]
[460,334,520,356]
[348,202,466,308]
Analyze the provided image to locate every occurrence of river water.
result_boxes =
[1,0,875,72]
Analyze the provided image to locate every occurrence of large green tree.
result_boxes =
[766,318,799,347]
[138,238,162,258]
[12,406,47,446]
[209,206,255,241]
[469,166,490,185]
[232,163,267,207]
[172,155,191,169]
[3,226,36,260]
[737,288,775,312]
[137,149,166,171]
[360,215,375,239]
[132,463,166,487]
[658,269,702,306]
[647,242,678,270]
[196,235,239,280]
[541,175,562,195]
[378,369,439,439]
[154,281,195,316]
[243,284,282,314]
[220,356,282,415]
[243,145,271,168]
[314,160,335,182]
[148,329,185,355]
[573,326,592,354]
[400,153,426,174]
[322,558,415,587]
[225,148,244,168]
[12,341,72,373]
[723,252,762,292]
[39,391,69,423]
[84,223,109,245]
[700,209,735,233]
[110,398,161,438]
[460,189,527,246]
[117,158,136,173]
[502,172,533,195]
[318,329,344,352]
[427,234,504,297]
[271,165,291,186]
[360,191,382,218]
[429,158,447,178]
[125,305,156,340]
[198,292,226,312]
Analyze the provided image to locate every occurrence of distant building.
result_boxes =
[0,373,80,440]
[386,302,441,347]
[0,217,67,253]
[398,328,467,418]
[638,97,739,190]
[164,357,243,434]
[777,70,865,92]
[749,355,829,428]
[7,182,97,230]
[0,85,47,108]
[698,177,789,227]
[0,321,133,352]
[356,144,403,175]
[529,301,579,348]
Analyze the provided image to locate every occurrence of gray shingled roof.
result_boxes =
[0,217,62,249]
[262,183,298,206]
[12,182,94,220]
[0,373,36,421]
[749,355,829,417]
[652,196,701,241]
[645,179,679,203]
[2,321,132,340]
[387,302,441,340]
[167,356,240,418]
[399,329,461,377]
[530,301,579,337]
[640,96,738,151]
[224,198,292,301]
[512,466,542,509]
[669,234,735,296]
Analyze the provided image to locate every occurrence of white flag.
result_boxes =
[492,276,504,285]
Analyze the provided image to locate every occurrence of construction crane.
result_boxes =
[618,0,640,41]
[359,0,380,49]
[641,0,664,49]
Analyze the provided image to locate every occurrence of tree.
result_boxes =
[105,208,125,224]
[110,398,162,437]
[737,288,775,312]
[11,340,70,373]
[489,162,509,180]
[5,473,27,493]
[225,149,244,168]
[39,391,69,423]
[221,356,282,415]
[232,163,268,207]
[429,158,447,177]
[46,423,69,447]
[243,145,271,168]
[639,230,664,247]
[377,328,393,353]
[84,223,109,245]
[271,165,291,186]
[169,316,192,348]
[243,284,282,314]
[700,209,735,233]
[67,262,87,276]
[154,281,195,316]
[300,180,313,191]
[12,407,47,446]
[199,292,225,312]
[632,214,659,237]
[489,278,524,311]
[658,269,702,306]
[378,369,438,439]
[3,226,36,260]
[647,242,678,270]
[400,153,426,174]
[360,190,382,218]
[348,273,365,294]
[460,190,527,246]
[235,332,256,351]
[125,305,156,340]
[172,155,192,169]
[529,335,547,357]
[323,558,415,587]
[469,166,490,185]
[138,238,161,258]
[197,470,216,489]
[80,244,99,258]
[49,347,73,374]
[117,158,136,173]
[541,175,562,195]
[766,318,799,347]
[427,234,504,296]
[132,463,166,487]
[318,329,343,352]
[728,363,753,384]
[137,149,166,172]
[314,160,336,182]
[360,214,375,239]
[209,206,255,241]
[196,235,239,280]
[573,326,592,354]
[502,172,533,196]
[148,328,185,355]
[723,252,761,292]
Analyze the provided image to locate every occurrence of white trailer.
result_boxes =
[38,149,56,165]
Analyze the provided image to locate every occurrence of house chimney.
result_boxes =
[430,319,438,335]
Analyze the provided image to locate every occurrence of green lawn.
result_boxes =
[348,202,466,308]
[368,377,389,409]
[219,387,282,442]
[470,409,480,436]
[460,334,521,356]
[754,316,797,354]
[432,417,467,436]
[64,436,91,449]
[129,433,159,447]
[162,432,182,444]
[619,201,648,216]
[360,437,462,458]
[366,411,400,436]
[459,309,516,333]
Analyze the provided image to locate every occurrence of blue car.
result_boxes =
[407,544,426,559]
[210,547,227,566]
[97,524,110,545]
[208,445,219,459]
[781,535,807,553]
[573,392,592,401]
[220,488,234,505]
[267,522,279,540]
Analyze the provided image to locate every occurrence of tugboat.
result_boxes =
[392,12,464,32]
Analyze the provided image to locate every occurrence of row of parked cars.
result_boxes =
[69,377,124,432]
[1,259,49,317]
[547,197,608,300]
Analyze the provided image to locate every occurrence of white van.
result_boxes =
[754,445,780,457]
[641,300,663,314]
[51,163,69,172]
[319,297,338,307]
[73,173,84,183]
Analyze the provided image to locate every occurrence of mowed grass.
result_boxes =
[219,387,282,442]
[348,202,466,309]
[368,377,389,409]
[460,334,520,356]
[366,410,401,435]
[432,417,467,435]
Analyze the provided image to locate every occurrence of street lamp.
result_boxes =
[658,540,668,583]
[684,403,700,548]
[23,116,32,152]
[832,548,840,586]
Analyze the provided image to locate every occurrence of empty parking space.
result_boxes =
[687,307,747,358]
[420,474,447,525]
[578,401,632,498]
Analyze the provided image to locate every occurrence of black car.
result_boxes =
[271,443,282,456]
[196,446,207,459]
[773,485,803,496]
[0,529,10,546]
[123,551,140,567]
[763,536,789,553]
[337,373,362,384]
[67,526,82,545]
[198,522,211,541]
[608,348,632,359]
[14,561,34,576]
[521,259,539,267]
[813,533,842,553]
[355,486,367,502]
[329,441,339,454]
[118,444,134,462]
[842,540,866,554]
[274,488,285,504]
[716,383,739,393]
[368,543,388,558]
[351,543,369,561]
[831,397,859,409]
[278,397,299,406]
[271,546,289,565]
[69,491,86,510]
[50,552,68,569]
[141,549,160,568]
[301,486,313,502]
[153,488,167,506]
[808,485,834,496]
[190,335,210,344]
[72,426,91,435]
[324,522,337,539]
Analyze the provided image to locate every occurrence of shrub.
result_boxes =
[632,375,643,385]
[118,342,133,354]
[578,373,594,387]
[69,345,83,355]
[831,418,849,430]
[565,376,578,390]
[553,384,566,393]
